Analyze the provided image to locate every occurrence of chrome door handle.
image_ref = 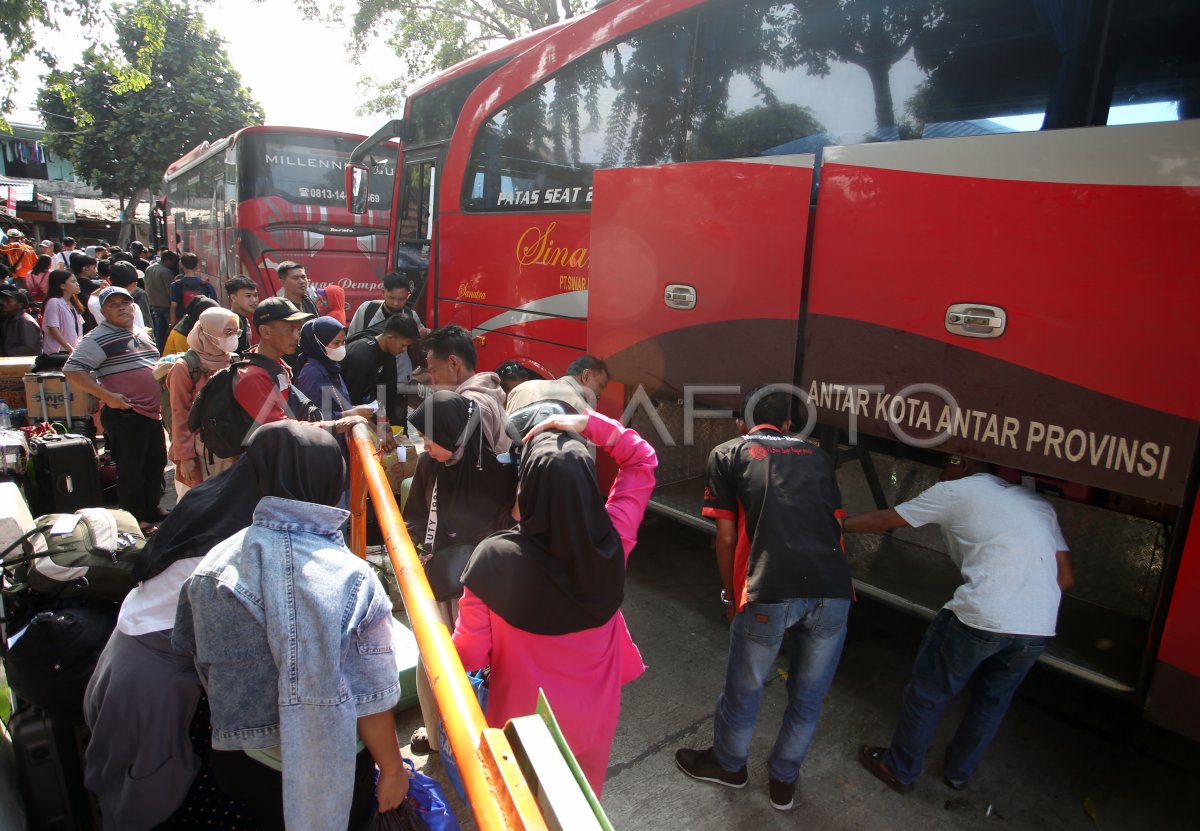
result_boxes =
[946,303,1006,339]
[664,284,696,310]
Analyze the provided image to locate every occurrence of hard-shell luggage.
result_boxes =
[8,706,96,830]
[28,433,100,516]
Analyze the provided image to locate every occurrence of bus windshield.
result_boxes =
[240,132,395,210]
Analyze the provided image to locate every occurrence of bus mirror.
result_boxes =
[347,164,370,214]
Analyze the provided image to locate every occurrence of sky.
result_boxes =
[10,0,403,137]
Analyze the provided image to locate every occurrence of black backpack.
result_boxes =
[187,354,321,458]
[347,301,387,344]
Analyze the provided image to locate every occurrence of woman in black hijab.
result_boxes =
[405,389,517,752]
[85,421,344,829]
[406,390,517,560]
[173,421,405,829]
[452,409,658,795]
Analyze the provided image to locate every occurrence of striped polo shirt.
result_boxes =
[64,322,162,419]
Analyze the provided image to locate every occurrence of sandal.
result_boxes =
[859,745,915,794]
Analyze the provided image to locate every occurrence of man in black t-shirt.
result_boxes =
[342,314,420,423]
[676,388,852,812]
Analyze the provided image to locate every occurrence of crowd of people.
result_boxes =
[5,228,652,827]
[0,231,159,359]
[3,228,1074,827]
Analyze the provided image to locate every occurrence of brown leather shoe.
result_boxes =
[859,745,915,794]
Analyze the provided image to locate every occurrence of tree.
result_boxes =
[702,103,825,159]
[789,0,941,133]
[1,1,100,123]
[300,0,579,114]
[0,0,187,127]
[37,0,263,246]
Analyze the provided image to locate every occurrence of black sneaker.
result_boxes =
[769,776,796,810]
[675,747,748,788]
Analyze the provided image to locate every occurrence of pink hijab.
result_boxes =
[186,307,239,373]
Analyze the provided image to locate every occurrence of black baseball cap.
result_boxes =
[253,297,313,327]
[0,287,31,307]
[108,261,139,287]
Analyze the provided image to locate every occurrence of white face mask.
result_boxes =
[218,335,239,352]
[326,344,347,362]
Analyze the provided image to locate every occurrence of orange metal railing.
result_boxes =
[346,424,548,831]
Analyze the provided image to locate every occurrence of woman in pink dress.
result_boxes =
[453,410,656,795]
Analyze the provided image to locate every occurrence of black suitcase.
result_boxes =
[28,434,101,516]
[8,705,95,830]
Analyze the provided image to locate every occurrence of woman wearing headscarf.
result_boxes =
[405,390,518,753]
[173,422,408,830]
[163,295,218,355]
[315,284,348,325]
[453,410,657,795]
[294,316,374,433]
[85,423,287,830]
[168,306,240,498]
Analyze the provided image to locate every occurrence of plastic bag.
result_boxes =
[437,669,489,802]
[362,800,426,830]
[404,758,460,831]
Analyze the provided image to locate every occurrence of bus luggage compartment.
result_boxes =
[589,122,1200,716]
[800,122,1200,705]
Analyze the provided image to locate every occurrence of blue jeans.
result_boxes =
[713,597,850,783]
[885,609,1047,785]
[150,306,170,353]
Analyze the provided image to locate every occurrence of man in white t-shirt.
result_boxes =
[51,237,78,271]
[844,456,1073,793]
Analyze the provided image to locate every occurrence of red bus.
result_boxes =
[159,126,395,306]
[350,0,1200,739]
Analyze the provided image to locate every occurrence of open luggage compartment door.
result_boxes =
[800,121,1200,718]
[802,121,1200,502]
[588,158,814,526]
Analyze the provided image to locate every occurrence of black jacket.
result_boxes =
[0,311,42,356]
[341,336,402,422]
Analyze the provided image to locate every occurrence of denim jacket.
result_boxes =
[173,496,400,831]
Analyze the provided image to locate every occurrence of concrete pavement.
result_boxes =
[161,455,1200,829]
[597,517,1198,830]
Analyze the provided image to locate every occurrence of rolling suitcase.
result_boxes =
[8,706,95,830]
[28,434,101,516]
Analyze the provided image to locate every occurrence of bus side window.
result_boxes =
[463,20,693,213]
[687,0,1067,161]
[1103,0,1200,125]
